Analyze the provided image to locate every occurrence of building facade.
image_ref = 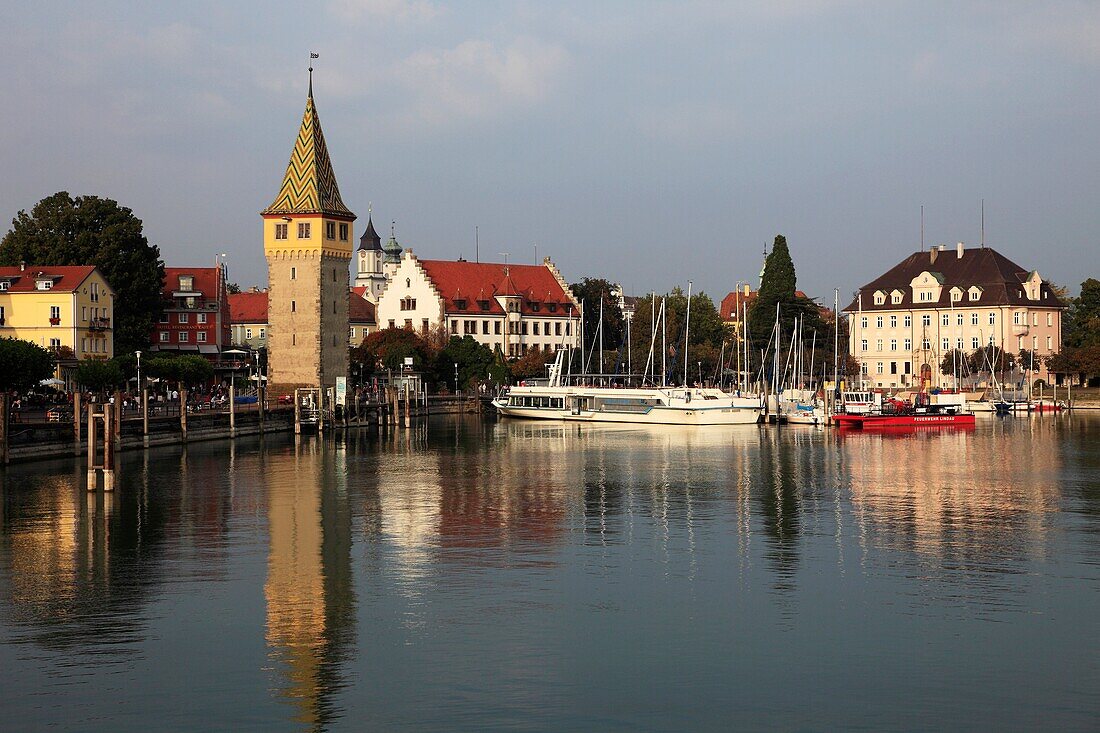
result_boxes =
[229,289,269,351]
[845,244,1065,389]
[0,265,115,371]
[375,252,581,357]
[349,289,377,346]
[261,81,355,391]
[151,266,232,356]
[352,217,387,301]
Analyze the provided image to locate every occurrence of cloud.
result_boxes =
[386,36,570,126]
[328,0,441,23]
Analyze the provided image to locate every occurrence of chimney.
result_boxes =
[956,241,964,259]
[19,261,25,272]
[930,247,938,264]
[743,283,750,296]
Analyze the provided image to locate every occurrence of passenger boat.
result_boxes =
[833,392,975,429]
[493,350,761,425]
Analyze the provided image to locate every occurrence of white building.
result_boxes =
[375,251,582,357]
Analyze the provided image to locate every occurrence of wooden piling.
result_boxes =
[229,382,236,437]
[0,392,8,466]
[141,388,149,446]
[180,387,188,442]
[73,391,82,456]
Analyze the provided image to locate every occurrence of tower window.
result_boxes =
[297,222,311,239]
[275,223,288,240]
[339,223,348,241]
[291,300,296,313]
[290,267,296,280]
[326,222,336,239]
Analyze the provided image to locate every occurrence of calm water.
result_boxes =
[1,414,1098,732]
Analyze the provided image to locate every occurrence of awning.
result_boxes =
[151,345,178,351]
[178,345,199,352]
[198,345,220,354]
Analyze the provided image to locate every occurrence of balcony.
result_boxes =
[1012,324,1029,336]
[89,317,110,331]
[49,316,61,326]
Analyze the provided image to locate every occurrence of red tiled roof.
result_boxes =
[720,288,809,320]
[163,267,221,298]
[349,291,376,324]
[418,260,577,316]
[0,265,96,293]
[228,291,268,323]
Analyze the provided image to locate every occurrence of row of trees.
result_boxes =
[1045,278,1100,385]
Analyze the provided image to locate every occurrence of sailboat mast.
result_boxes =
[662,297,667,386]
[683,281,692,386]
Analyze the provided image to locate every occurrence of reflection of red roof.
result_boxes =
[228,291,268,323]
[418,260,577,316]
[349,291,376,324]
[163,267,221,298]
[0,265,97,292]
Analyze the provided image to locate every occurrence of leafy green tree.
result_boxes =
[940,349,968,376]
[746,234,825,348]
[511,347,556,380]
[176,355,214,387]
[968,345,1015,376]
[627,289,730,384]
[435,336,494,390]
[1064,278,1100,348]
[353,327,433,375]
[570,278,625,350]
[0,337,56,392]
[74,358,124,394]
[0,192,166,354]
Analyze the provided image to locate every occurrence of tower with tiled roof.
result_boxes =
[262,74,355,392]
[354,212,387,301]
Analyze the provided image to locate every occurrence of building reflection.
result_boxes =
[264,438,355,731]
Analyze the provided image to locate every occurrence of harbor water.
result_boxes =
[1,414,1098,731]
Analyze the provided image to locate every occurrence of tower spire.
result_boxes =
[308,52,318,98]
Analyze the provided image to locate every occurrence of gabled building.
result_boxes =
[228,289,269,350]
[151,267,232,356]
[353,216,387,301]
[0,264,115,381]
[844,243,1066,389]
[349,289,377,345]
[375,252,581,357]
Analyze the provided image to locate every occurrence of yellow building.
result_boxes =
[0,265,116,381]
[261,76,356,392]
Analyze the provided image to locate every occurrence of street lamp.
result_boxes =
[454,363,459,395]
[697,360,702,386]
[136,350,142,413]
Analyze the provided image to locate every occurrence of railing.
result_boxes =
[49,317,61,325]
[89,317,110,331]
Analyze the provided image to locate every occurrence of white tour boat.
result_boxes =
[493,350,761,426]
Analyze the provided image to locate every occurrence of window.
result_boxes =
[533,322,540,335]
[1047,313,1053,327]
[988,312,995,325]
[1013,311,1023,325]
[197,331,207,343]
[862,363,869,376]
[860,317,868,329]
[971,312,979,325]
[892,293,902,305]
[197,313,207,324]
[404,319,412,329]
[972,337,980,349]
[555,322,562,336]
[951,290,961,302]
[494,321,501,335]
[259,328,265,339]
[890,339,897,351]
[400,297,417,311]
[1032,312,1038,327]
[246,328,253,340]
[876,339,883,351]
[179,275,193,291]
[922,315,931,327]
[956,338,963,349]
[482,320,489,334]
[290,267,296,280]
[291,300,295,312]
[36,280,53,291]
[82,306,87,321]
[179,331,189,343]
[422,319,430,333]
[1047,336,1053,350]
[904,315,912,328]
[1032,336,1038,350]
[890,315,897,328]
[876,362,884,375]
[350,327,355,340]
[0,281,8,291]
[1018,336,1024,350]
[388,320,395,329]
[179,313,189,324]
[942,314,950,326]
[876,316,883,328]
[957,314,963,326]
[521,322,529,335]
[326,221,336,239]
[91,283,100,302]
[339,223,349,241]
[159,332,169,343]
[861,339,868,352]
[890,362,897,375]
[275,223,288,240]
[451,320,458,334]
[942,338,950,351]
[874,293,884,305]
[566,322,571,335]
[50,305,60,320]
[454,299,467,310]
[969,290,980,301]
[297,222,311,239]
[904,338,912,351]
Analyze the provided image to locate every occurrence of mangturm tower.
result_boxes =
[262,74,355,393]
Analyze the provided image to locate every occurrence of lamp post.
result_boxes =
[454,363,459,395]
[697,360,702,387]
[136,350,142,413]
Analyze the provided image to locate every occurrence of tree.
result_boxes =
[570,278,625,351]
[0,337,56,392]
[353,327,434,376]
[940,349,968,377]
[74,358,124,394]
[226,282,241,294]
[511,347,556,381]
[144,354,213,388]
[626,290,730,384]
[1064,278,1100,348]
[435,336,495,391]
[968,345,1015,376]
[0,192,166,354]
[747,234,826,353]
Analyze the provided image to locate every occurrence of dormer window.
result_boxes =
[530,302,541,312]
[454,299,467,310]
[548,303,558,313]
[179,275,194,291]
[969,288,981,302]
[873,291,885,305]
[891,291,903,304]
[0,281,9,291]
[36,280,53,291]
[478,300,490,311]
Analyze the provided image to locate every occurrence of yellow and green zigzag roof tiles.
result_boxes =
[262,95,355,218]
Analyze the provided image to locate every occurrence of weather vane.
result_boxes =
[309,52,319,94]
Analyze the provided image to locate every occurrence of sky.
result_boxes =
[2,0,1098,303]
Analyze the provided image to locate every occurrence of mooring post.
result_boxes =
[113,390,122,448]
[258,384,266,434]
[141,388,149,447]
[318,386,325,437]
[0,392,9,466]
[229,381,236,437]
[103,405,115,492]
[86,406,98,490]
[293,388,301,435]
[73,391,82,456]
[404,382,411,428]
[180,387,188,443]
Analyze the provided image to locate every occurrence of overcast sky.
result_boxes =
[2,1,1098,302]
